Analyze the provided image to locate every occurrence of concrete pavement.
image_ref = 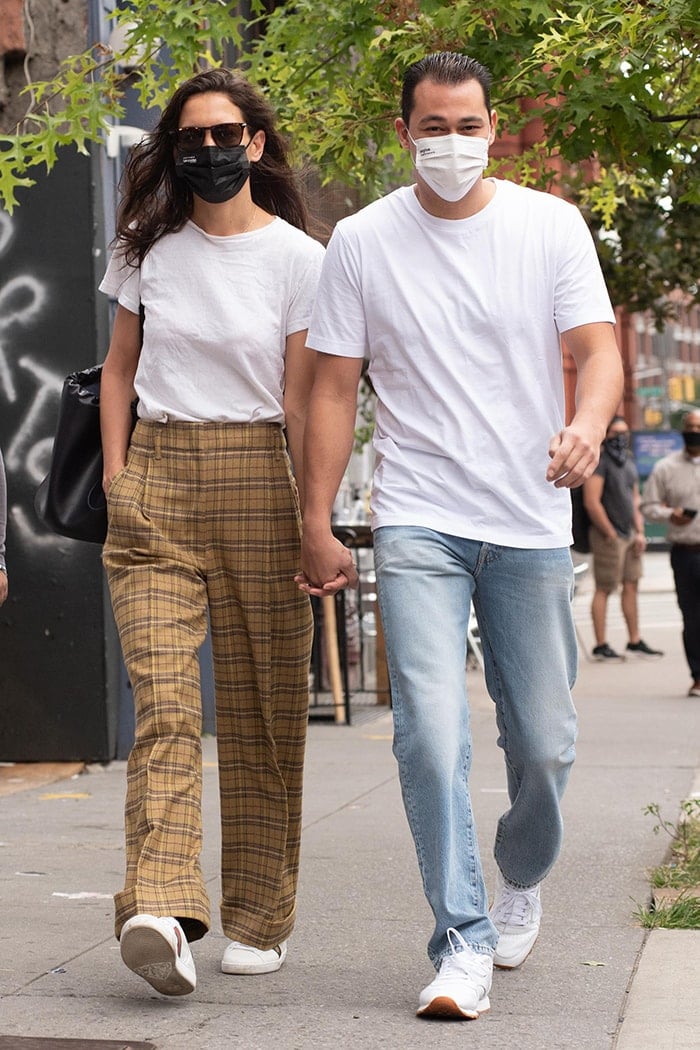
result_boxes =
[0,551,698,1049]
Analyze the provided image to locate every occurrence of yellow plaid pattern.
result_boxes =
[103,421,313,948]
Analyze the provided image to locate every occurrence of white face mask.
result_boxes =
[408,132,490,202]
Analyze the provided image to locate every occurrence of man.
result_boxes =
[0,449,7,607]
[640,409,700,697]
[297,52,623,1020]
[583,416,663,661]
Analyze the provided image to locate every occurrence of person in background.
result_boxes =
[641,409,700,697]
[99,68,322,996]
[296,51,623,1021]
[0,449,7,606]
[583,416,664,661]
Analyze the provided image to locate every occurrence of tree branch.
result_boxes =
[641,108,700,123]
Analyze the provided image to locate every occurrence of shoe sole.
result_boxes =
[593,655,625,662]
[417,995,490,1020]
[120,926,195,996]
[494,950,534,969]
[221,959,285,975]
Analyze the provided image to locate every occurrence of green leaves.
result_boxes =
[0,1,247,213]
[0,136,37,210]
[0,0,698,316]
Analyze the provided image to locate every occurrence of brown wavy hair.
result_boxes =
[115,68,312,265]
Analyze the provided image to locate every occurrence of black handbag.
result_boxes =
[35,366,136,544]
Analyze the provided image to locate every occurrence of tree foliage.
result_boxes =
[1,0,698,320]
[0,0,245,210]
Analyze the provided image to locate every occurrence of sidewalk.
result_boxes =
[0,551,698,1049]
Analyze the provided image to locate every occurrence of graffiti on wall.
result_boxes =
[0,209,65,547]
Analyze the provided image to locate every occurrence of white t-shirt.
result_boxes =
[100,217,324,423]
[307,180,616,548]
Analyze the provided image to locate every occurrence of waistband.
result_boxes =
[671,543,700,552]
[131,419,286,454]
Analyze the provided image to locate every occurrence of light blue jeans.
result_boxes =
[373,526,578,967]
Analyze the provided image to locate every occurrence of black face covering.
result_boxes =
[604,433,629,465]
[682,430,700,453]
[174,145,250,203]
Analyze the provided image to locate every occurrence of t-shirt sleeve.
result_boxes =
[286,240,325,336]
[98,243,141,314]
[306,224,368,359]
[553,205,615,334]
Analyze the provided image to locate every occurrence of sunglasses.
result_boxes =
[173,122,249,151]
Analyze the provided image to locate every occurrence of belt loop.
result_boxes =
[153,426,162,460]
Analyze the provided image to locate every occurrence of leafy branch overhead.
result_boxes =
[0,0,698,319]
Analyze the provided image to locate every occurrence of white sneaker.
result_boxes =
[120,914,196,995]
[417,928,492,1020]
[221,940,287,975]
[490,871,542,969]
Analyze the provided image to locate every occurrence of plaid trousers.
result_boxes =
[103,421,313,948]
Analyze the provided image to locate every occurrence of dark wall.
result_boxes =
[0,148,117,762]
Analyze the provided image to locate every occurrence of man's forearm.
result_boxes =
[572,343,624,447]
[303,394,357,531]
[640,474,673,523]
[586,501,616,538]
[640,500,673,524]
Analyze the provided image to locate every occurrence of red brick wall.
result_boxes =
[0,0,26,56]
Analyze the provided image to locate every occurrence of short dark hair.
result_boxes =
[401,52,493,125]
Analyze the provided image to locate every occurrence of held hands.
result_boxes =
[295,529,359,596]
[547,424,601,488]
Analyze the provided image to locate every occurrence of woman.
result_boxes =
[99,68,323,996]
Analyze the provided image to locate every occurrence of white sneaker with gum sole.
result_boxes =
[417,928,492,1020]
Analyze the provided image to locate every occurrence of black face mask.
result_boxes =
[682,431,700,453]
[605,433,629,465]
[175,145,250,203]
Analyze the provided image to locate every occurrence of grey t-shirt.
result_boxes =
[595,446,637,537]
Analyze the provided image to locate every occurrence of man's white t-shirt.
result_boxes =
[307,180,616,549]
[100,217,324,424]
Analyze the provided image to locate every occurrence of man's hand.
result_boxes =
[632,533,647,554]
[296,528,359,596]
[547,425,601,488]
[670,508,695,527]
[0,570,7,606]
